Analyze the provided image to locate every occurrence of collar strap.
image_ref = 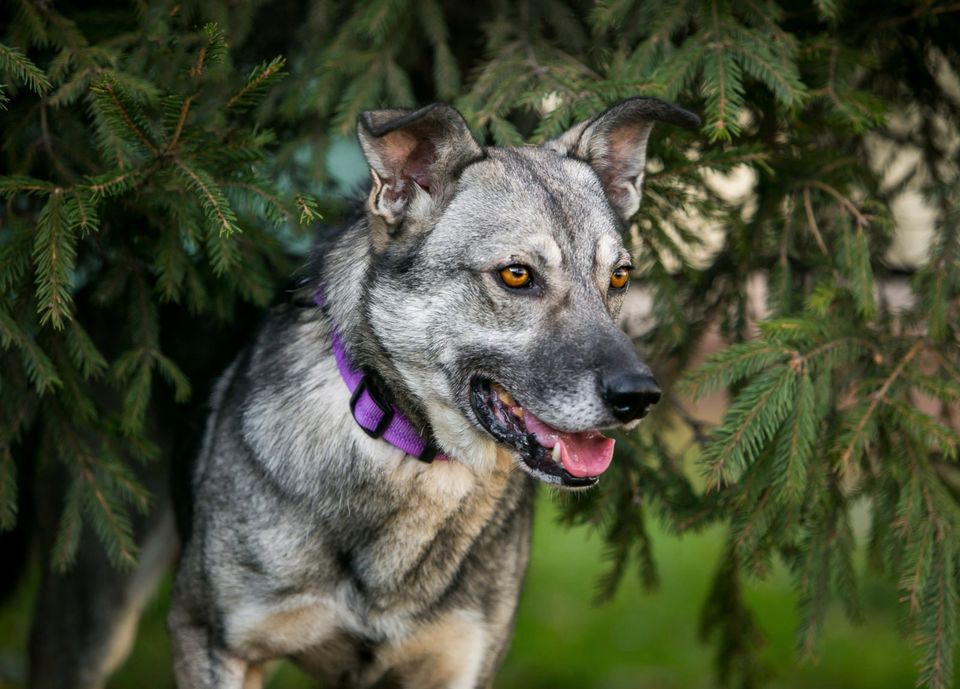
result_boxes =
[314,291,445,463]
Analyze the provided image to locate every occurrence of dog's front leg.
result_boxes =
[168,603,256,689]
[376,609,494,689]
[241,664,263,689]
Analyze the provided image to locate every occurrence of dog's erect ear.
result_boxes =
[545,97,700,219]
[357,103,483,227]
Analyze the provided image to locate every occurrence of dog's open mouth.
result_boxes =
[470,378,614,488]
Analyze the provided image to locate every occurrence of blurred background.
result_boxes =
[2,1,960,688]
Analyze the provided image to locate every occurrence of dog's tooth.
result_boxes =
[551,444,561,464]
[498,389,515,406]
[512,406,524,418]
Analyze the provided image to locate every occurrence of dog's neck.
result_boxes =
[313,287,442,461]
[317,218,436,437]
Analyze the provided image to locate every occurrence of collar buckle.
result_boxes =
[349,374,394,439]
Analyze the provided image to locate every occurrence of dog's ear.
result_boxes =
[544,97,700,219]
[357,103,483,228]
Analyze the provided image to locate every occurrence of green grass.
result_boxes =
[0,492,952,689]
[501,495,931,689]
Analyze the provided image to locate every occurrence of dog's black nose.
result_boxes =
[603,373,662,422]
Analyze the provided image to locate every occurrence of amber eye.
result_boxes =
[610,266,631,290]
[500,265,532,289]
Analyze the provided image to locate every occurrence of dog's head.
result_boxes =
[354,99,699,487]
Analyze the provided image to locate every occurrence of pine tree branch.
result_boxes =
[733,485,772,554]
[51,478,84,571]
[839,340,925,471]
[80,466,137,567]
[172,159,237,235]
[0,41,52,94]
[807,180,869,228]
[879,2,960,27]
[191,47,207,79]
[900,522,933,614]
[798,517,836,658]
[98,82,158,154]
[801,186,831,258]
[167,95,194,151]
[799,336,881,364]
[708,0,730,138]
[226,57,286,109]
[646,152,769,179]
[85,169,140,198]
[221,181,288,221]
[704,368,796,491]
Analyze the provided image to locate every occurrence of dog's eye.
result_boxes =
[610,266,630,290]
[500,265,532,289]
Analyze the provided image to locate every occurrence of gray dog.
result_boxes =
[168,97,699,689]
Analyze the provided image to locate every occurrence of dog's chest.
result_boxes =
[222,458,517,660]
[319,450,516,593]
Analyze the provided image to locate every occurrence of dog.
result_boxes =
[165,97,699,689]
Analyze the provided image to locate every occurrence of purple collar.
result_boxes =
[314,291,444,463]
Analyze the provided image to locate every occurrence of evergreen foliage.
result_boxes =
[2,1,959,687]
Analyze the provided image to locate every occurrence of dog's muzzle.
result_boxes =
[470,378,618,488]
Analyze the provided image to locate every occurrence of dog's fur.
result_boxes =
[166,98,698,689]
[28,97,699,689]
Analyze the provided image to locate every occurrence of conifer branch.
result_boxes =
[732,485,773,554]
[773,369,815,502]
[0,307,61,393]
[900,520,934,614]
[807,180,870,227]
[707,0,731,139]
[51,478,84,572]
[191,47,207,79]
[879,2,960,27]
[172,159,239,236]
[93,81,158,154]
[80,466,137,568]
[222,181,288,221]
[85,169,140,198]
[838,340,925,471]
[798,336,881,364]
[918,541,957,689]
[32,189,77,329]
[227,57,286,109]
[732,28,806,108]
[296,193,323,224]
[797,517,836,658]
[167,95,194,151]
[683,342,791,399]
[801,186,831,258]
[0,41,51,93]
[646,151,770,179]
[0,176,57,196]
[703,367,797,491]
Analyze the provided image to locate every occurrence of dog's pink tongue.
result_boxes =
[524,413,616,478]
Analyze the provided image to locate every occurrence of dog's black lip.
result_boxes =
[469,377,598,488]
